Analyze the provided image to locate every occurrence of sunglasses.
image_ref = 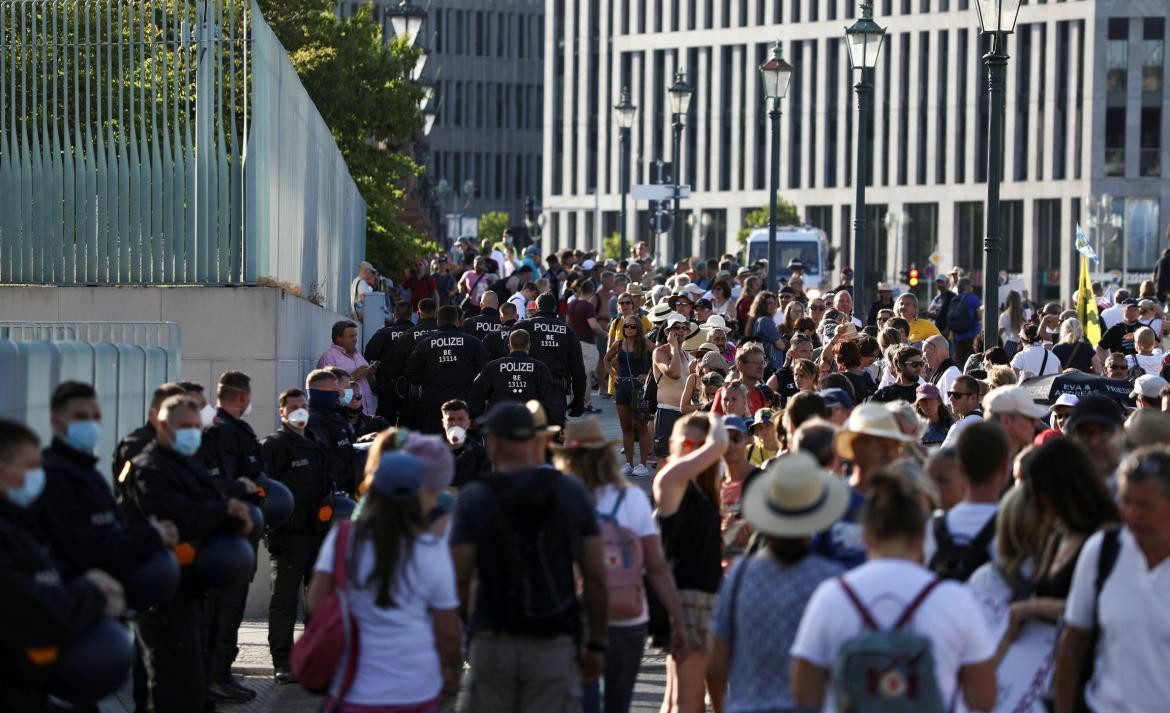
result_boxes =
[947,391,974,398]
[669,324,688,331]
[905,360,926,368]
[623,324,639,330]
[810,304,825,311]
[351,393,363,400]
[1108,364,1127,371]
[619,300,633,305]
[728,432,745,444]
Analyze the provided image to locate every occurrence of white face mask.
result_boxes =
[286,408,310,429]
[200,404,216,428]
[446,426,467,447]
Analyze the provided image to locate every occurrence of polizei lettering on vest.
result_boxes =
[533,322,567,335]
[499,361,536,373]
[430,337,465,348]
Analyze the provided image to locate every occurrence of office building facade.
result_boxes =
[542,0,1169,300]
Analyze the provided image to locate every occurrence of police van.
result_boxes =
[744,226,829,289]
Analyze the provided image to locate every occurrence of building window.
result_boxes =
[1144,18,1164,91]
[955,29,967,183]
[1035,199,1063,300]
[1123,198,1163,271]
[1073,19,1085,179]
[826,38,840,188]
[905,203,938,274]
[917,31,929,185]
[956,201,984,282]
[1105,107,1126,176]
[897,33,910,186]
[1106,18,1128,91]
[1053,21,1070,180]
[1141,107,1161,177]
[1013,24,1032,181]
[1002,200,1024,274]
[787,42,804,188]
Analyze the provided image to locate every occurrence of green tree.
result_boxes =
[736,197,801,249]
[256,0,434,274]
[478,211,512,246]
[602,232,622,261]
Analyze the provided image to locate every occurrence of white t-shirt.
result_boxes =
[922,502,998,564]
[314,527,459,705]
[594,483,659,626]
[791,558,996,713]
[507,291,529,320]
[1010,344,1061,377]
[1065,528,1170,713]
[933,365,962,409]
[1100,304,1124,330]
[1128,351,1163,375]
[941,411,982,449]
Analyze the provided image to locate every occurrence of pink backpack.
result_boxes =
[597,488,645,620]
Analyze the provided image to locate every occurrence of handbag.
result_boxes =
[291,520,361,702]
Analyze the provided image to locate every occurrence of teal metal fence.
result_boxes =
[0,1,365,314]
[0,321,182,475]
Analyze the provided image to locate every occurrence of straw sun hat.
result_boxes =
[742,451,851,537]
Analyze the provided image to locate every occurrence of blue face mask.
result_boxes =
[65,420,102,455]
[172,428,202,457]
[7,467,46,508]
[339,388,354,407]
[308,389,339,412]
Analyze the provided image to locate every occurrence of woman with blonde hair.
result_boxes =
[1052,317,1101,374]
[653,413,728,713]
[553,417,687,713]
[716,381,752,419]
[1129,325,1163,375]
[778,300,806,340]
[743,291,784,372]
[680,351,730,415]
[998,290,1027,354]
[986,364,1018,388]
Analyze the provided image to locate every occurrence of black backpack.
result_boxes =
[946,295,974,335]
[485,470,578,637]
[927,512,996,582]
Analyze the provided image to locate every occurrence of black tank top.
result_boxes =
[658,482,723,593]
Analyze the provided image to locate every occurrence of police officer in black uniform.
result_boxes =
[112,382,188,490]
[260,388,331,684]
[441,399,490,488]
[0,418,127,713]
[482,302,520,361]
[464,290,505,342]
[195,371,264,704]
[406,304,489,434]
[122,395,254,713]
[363,301,416,422]
[468,329,564,426]
[394,298,439,429]
[304,370,357,494]
[515,293,587,417]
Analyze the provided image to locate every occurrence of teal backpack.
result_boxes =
[832,577,947,713]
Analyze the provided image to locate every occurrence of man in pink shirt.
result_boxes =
[316,320,376,416]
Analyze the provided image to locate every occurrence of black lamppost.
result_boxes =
[758,42,794,291]
[976,0,1020,342]
[388,0,427,46]
[845,1,885,326]
[668,71,694,264]
[615,88,638,263]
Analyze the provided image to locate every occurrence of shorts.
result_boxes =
[615,381,634,407]
[653,408,682,457]
[677,589,717,651]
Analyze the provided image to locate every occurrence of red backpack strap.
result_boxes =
[894,578,943,630]
[332,520,362,706]
[331,520,352,590]
[838,577,880,630]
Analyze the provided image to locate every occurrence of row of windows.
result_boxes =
[434,81,544,132]
[431,7,543,60]
[552,15,1170,200]
[432,151,542,204]
[1103,18,1164,177]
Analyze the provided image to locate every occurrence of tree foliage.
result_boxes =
[603,232,622,260]
[736,197,801,248]
[256,0,436,274]
[478,211,511,246]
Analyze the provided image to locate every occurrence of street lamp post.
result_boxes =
[668,71,694,264]
[615,88,638,263]
[845,1,886,326]
[388,0,427,46]
[976,0,1020,343]
[758,42,794,292]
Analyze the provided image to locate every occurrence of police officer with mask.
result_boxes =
[406,304,489,434]
[0,418,128,713]
[261,388,331,684]
[464,290,505,341]
[113,382,188,491]
[393,298,439,429]
[121,396,254,713]
[196,371,264,704]
[468,329,563,425]
[516,293,587,417]
[363,300,416,422]
[482,302,520,361]
[304,369,356,494]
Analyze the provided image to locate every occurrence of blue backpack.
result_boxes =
[832,577,947,713]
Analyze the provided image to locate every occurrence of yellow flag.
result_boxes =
[1077,255,1102,346]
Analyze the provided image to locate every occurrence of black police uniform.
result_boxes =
[112,422,156,494]
[196,408,265,694]
[121,441,242,713]
[260,425,331,673]
[343,409,391,441]
[464,307,505,342]
[0,504,109,713]
[363,317,415,422]
[514,311,588,415]
[394,317,439,429]
[482,319,518,361]
[452,439,490,489]
[468,351,564,426]
[305,405,356,494]
[405,324,489,434]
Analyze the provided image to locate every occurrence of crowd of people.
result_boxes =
[4,234,1170,713]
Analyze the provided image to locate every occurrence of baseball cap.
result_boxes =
[724,417,749,434]
[1131,374,1169,400]
[915,384,942,403]
[1121,298,1139,307]
[841,266,854,276]
[984,385,1049,420]
[1065,394,1125,431]
[1050,393,1079,411]
[581,259,597,271]
[478,402,537,441]
[372,453,423,498]
[779,286,796,295]
[818,388,854,410]
[736,267,751,276]
[1139,298,1157,310]
[665,312,689,328]
[524,245,540,255]
[876,282,893,291]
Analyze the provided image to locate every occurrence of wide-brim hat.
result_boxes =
[833,404,914,461]
[683,283,706,297]
[742,452,851,537]
[682,325,707,351]
[701,314,730,332]
[648,303,674,324]
[550,415,616,450]
[626,283,645,297]
[876,282,894,292]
